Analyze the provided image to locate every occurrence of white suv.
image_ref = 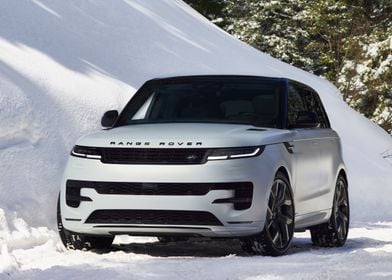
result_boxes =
[58,75,349,256]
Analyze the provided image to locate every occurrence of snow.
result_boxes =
[1,223,392,279]
[0,0,391,278]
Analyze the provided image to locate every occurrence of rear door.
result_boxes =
[308,88,338,210]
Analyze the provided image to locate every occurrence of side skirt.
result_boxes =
[294,209,331,229]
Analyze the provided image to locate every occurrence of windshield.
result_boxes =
[116,76,286,128]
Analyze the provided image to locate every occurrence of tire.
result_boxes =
[57,194,114,250]
[241,172,295,256]
[310,175,349,247]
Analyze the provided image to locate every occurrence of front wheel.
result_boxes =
[241,172,295,256]
[57,195,114,250]
[310,175,349,247]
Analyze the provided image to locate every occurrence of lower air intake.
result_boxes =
[85,210,223,226]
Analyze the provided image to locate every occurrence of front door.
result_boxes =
[287,83,333,216]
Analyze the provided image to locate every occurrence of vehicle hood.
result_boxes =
[76,123,294,148]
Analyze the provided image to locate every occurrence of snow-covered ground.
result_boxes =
[2,223,392,279]
[0,0,391,279]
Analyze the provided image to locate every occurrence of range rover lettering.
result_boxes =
[58,75,349,256]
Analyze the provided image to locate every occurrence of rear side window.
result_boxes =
[312,92,330,128]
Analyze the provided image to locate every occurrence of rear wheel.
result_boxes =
[57,195,114,250]
[241,172,295,256]
[310,175,349,247]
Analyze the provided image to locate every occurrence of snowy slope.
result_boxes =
[0,0,391,273]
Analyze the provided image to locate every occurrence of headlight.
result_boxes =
[207,146,264,161]
[71,145,102,159]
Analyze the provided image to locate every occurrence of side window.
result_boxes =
[287,85,306,127]
[310,91,329,128]
[290,82,329,129]
[300,89,314,111]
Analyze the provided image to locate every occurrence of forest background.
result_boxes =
[186,0,392,133]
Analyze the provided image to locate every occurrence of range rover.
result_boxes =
[58,75,349,256]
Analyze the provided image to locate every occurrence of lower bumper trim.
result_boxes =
[94,225,210,230]
[85,209,223,226]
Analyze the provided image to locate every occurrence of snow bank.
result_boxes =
[0,0,391,235]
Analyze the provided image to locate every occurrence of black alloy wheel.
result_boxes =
[265,176,295,250]
[333,178,350,242]
[310,175,349,247]
[241,172,295,256]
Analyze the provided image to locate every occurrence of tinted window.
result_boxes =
[117,77,286,128]
[311,92,330,128]
[287,85,306,127]
[288,82,330,129]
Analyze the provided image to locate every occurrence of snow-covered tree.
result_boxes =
[219,0,314,71]
[186,0,392,133]
[339,30,392,133]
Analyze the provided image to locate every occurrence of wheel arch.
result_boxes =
[276,166,291,185]
[275,166,295,203]
[323,167,348,222]
[337,168,348,188]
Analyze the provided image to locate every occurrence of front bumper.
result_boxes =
[60,151,277,237]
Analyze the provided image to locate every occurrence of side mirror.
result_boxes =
[101,110,119,128]
[293,111,320,128]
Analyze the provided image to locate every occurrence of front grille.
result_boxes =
[85,210,223,226]
[100,148,208,164]
[67,180,252,196]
